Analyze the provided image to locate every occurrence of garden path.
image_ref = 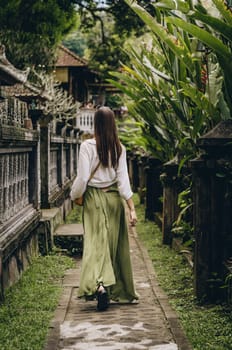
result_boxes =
[44,221,192,350]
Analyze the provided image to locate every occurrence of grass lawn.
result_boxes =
[134,195,232,350]
[0,252,75,350]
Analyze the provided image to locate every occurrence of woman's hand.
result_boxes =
[129,208,137,226]
[126,197,137,226]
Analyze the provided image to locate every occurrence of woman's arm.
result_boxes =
[116,146,137,226]
[126,196,138,226]
[70,142,91,201]
[116,146,133,200]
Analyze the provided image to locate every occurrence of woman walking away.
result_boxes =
[70,106,138,311]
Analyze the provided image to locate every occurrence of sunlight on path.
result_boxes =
[60,321,178,350]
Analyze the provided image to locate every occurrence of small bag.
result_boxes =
[74,162,100,206]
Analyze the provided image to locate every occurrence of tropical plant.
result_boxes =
[108,0,232,248]
[117,115,149,155]
[109,0,232,163]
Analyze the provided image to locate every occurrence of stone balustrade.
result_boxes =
[76,107,95,134]
[0,152,29,224]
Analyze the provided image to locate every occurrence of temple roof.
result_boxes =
[0,45,30,85]
[1,82,51,101]
[56,45,87,67]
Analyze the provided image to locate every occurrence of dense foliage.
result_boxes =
[74,0,153,35]
[63,0,156,77]
[110,0,232,163]
[0,0,77,68]
[108,0,232,245]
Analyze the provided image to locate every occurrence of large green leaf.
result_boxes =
[180,81,219,121]
[124,0,194,70]
[166,15,232,112]
[154,0,190,13]
[191,10,232,42]
[166,16,231,59]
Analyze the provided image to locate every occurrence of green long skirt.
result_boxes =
[78,185,138,303]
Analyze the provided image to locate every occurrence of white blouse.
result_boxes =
[70,138,133,201]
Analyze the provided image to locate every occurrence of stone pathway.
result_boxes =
[44,224,192,350]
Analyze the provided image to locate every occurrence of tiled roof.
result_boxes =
[56,45,87,67]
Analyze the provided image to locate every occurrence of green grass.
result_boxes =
[0,253,75,350]
[134,195,232,350]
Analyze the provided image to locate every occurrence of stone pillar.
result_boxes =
[56,121,67,187]
[29,122,40,209]
[191,120,232,302]
[39,116,52,208]
[138,155,148,204]
[145,157,162,221]
[160,160,180,245]
[59,143,65,186]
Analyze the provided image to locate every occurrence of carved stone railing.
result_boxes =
[0,105,40,297]
[76,107,95,134]
[0,97,28,127]
[0,100,8,124]
[37,114,79,209]
[0,152,30,224]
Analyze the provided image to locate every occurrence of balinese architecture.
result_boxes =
[0,45,80,300]
[54,45,104,106]
[0,45,29,86]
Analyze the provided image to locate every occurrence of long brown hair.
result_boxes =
[94,106,122,168]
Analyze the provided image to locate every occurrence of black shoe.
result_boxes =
[97,284,109,311]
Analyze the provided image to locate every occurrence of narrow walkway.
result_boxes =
[44,223,192,350]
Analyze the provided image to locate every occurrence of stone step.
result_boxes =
[54,223,84,237]
[53,223,84,255]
